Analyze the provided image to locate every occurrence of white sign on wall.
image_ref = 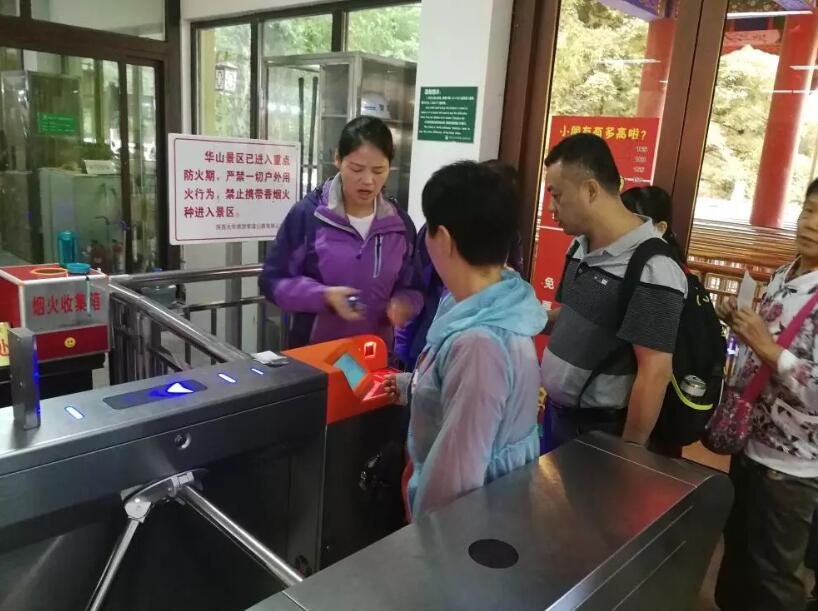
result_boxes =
[168,134,300,245]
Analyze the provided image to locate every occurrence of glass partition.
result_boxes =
[0,0,18,17]
[263,14,332,57]
[347,4,422,62]
[197,24,252,138]
[0,49,159,272]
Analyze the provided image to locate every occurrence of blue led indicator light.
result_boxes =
[167,382,195,395]
[65,406,84,420]
[251,367,265,376]
[218,373,237,384]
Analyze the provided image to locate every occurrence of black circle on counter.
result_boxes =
[468,539,519,569]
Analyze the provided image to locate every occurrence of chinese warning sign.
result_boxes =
[532,115,660,356]
[22,283,109,333]
[417,87,478,143]
[169,134,300,245]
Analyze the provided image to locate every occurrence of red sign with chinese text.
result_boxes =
[532,115,660,356]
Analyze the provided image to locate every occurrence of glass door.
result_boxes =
[683,2,818,297]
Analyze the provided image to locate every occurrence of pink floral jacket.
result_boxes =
[735,260,818,468]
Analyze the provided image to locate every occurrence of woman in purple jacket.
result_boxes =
[260,116,423,349]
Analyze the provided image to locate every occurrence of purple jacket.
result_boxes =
[260,176,423,349]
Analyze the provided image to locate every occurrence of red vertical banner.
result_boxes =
[532,115,660,356]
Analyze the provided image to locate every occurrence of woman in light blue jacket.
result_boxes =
[386,161,547,519]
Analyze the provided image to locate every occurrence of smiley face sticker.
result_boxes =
[64,337,76,349]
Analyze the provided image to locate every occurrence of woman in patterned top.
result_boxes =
[714,177,818,611]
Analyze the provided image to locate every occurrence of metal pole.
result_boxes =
[111,264,262,289]
[176,485,303,587]
[108,283,248,364]
[307,76,318,193]
[85,519,141,611]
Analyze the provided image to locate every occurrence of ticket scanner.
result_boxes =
[285,335,399,422]
[286,335,406,567]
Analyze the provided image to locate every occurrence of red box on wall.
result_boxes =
[0,264,109,362]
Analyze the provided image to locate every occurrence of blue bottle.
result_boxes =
[57,231,76,268]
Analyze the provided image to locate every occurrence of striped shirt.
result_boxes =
[541,218,687,409]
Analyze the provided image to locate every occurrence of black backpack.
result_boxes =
[565,238,726,446]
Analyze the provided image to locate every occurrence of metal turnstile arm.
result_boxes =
[84,470,302,611]
[176,484,303,587]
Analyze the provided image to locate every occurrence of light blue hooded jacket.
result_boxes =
[400,271,547,519]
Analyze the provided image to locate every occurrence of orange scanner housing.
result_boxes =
[285,335,399,425]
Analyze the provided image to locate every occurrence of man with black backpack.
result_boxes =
[540,134,718,449]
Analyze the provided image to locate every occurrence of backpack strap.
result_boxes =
[575,238,677,407]
[555,239,582,303]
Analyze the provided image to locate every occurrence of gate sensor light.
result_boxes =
[167,382,195,395]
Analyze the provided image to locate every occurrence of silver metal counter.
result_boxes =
[248,433,732,611]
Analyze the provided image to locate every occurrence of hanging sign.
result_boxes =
[532,115,660,356]
[168,134,301,245]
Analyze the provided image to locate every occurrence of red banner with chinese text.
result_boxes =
[532,115,660,356]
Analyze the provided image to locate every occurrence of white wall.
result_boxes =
[406,0,513,226]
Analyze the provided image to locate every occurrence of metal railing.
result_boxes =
[108,265,285,385]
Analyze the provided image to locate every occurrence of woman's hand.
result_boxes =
[383,374,401,404]
[387,297,414,328]
[716,296,737,324]
[731,307,782,366]
[325,287,363,322]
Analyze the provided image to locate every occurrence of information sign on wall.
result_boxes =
[168,134,300,245]
[532,115,660,355]
[37,112,77,137]
[417,87,478,143]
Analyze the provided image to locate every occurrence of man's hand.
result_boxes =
[622,345,673,445]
